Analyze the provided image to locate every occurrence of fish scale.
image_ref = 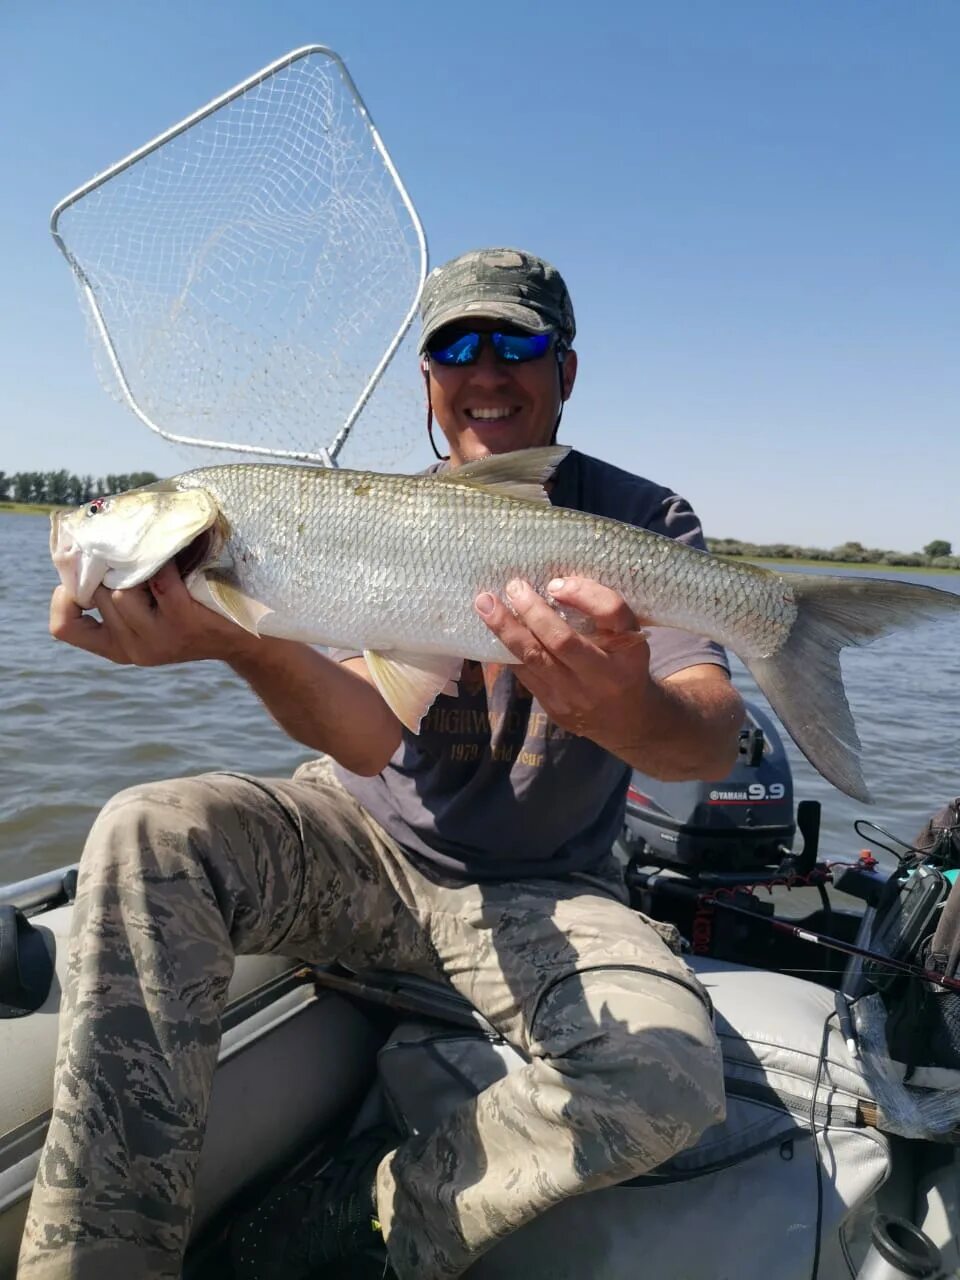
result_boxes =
[177,460,792,661]
[49,445,960,802]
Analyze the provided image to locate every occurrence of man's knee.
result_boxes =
[609,1006,726,1161]
[84,776,228,884]
[81,774,319,957]
[535,965,726,1168]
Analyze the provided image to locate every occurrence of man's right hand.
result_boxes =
[49,561,258,667]
[50,560,402,772]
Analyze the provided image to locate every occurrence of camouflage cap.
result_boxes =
[418,248,576,353]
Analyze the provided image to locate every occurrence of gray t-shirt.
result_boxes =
[333,449,728,880]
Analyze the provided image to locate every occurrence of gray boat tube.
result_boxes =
[0,866,78,915]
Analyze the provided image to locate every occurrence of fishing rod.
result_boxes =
[709,895,960,994]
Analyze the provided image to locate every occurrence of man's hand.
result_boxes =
[49,562,257,667]
[474,575,742,779]
[475,576,654,740]
[50,562,402,773]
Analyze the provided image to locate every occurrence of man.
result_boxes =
[24,248,742,1280]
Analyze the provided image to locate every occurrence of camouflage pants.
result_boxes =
[18,760,725,1280]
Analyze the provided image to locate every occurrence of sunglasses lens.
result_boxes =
[427,331,481,365]
[427,329,554,366]
[491,331,552,362]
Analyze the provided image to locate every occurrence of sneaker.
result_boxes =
[229,1125,398,1279]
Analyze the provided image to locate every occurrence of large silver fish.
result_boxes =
[50,446,960,801]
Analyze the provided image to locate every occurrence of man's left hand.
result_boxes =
[474,576,655,747]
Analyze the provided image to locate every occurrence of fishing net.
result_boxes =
[50,46,428,472]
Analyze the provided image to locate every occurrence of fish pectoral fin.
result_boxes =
[440,445,571,504]
[363,650,463,733]
[202,571,273,637]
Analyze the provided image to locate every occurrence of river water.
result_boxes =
[2,511,958,884]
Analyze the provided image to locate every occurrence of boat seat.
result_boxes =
[0,907,384,1280]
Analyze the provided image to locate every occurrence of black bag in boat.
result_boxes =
[880,801,960,1074]
[884,880,960,1073]
[362,959,889,1280]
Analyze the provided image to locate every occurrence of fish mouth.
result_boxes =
[49,509,69,568]
[50,510,101,607]
[49,505,225,608]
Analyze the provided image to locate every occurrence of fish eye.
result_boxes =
[86,498,107,517]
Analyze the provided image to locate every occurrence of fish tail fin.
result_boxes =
[745,576,960,802]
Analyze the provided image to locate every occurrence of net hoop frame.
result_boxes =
[49,44,429,467]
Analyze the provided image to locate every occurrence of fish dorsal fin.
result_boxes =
[438,445,571,504]
[201,570,274,637]
[363,649,463,733]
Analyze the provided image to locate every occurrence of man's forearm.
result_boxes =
[602,671,744,781]
[227,639,401,775]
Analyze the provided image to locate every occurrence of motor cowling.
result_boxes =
[621,702,796,874]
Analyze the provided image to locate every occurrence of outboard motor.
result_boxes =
[620,703,796,874]
[621,703,830,972]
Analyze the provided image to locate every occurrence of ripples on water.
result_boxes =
[2,512,958,883]
[1,513,311,879]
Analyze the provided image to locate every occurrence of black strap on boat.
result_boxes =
[0,906,55,1019]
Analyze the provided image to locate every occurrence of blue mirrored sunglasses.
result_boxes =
[426,328,555,367]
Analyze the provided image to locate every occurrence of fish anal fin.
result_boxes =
[363,650,462,732]
[203,571,273,637]
[439,445,570,504]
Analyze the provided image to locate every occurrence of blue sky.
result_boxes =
[1,1,956,550]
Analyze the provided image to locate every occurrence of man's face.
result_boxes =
[425,318,577,465]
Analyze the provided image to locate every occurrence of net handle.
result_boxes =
[49,45,428,467]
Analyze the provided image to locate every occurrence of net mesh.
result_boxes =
[52,48,427,472]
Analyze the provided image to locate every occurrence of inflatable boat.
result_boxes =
[1,707,957,1280]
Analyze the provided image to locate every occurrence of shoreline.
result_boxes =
[1,502,61,516]
[715,554,958,575]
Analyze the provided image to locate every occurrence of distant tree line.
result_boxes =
[708,537,959,570]
[2,469,955,571]
[0,471,158,505]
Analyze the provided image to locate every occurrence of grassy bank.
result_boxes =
[0,501,61,516]
[722,555,959,575]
